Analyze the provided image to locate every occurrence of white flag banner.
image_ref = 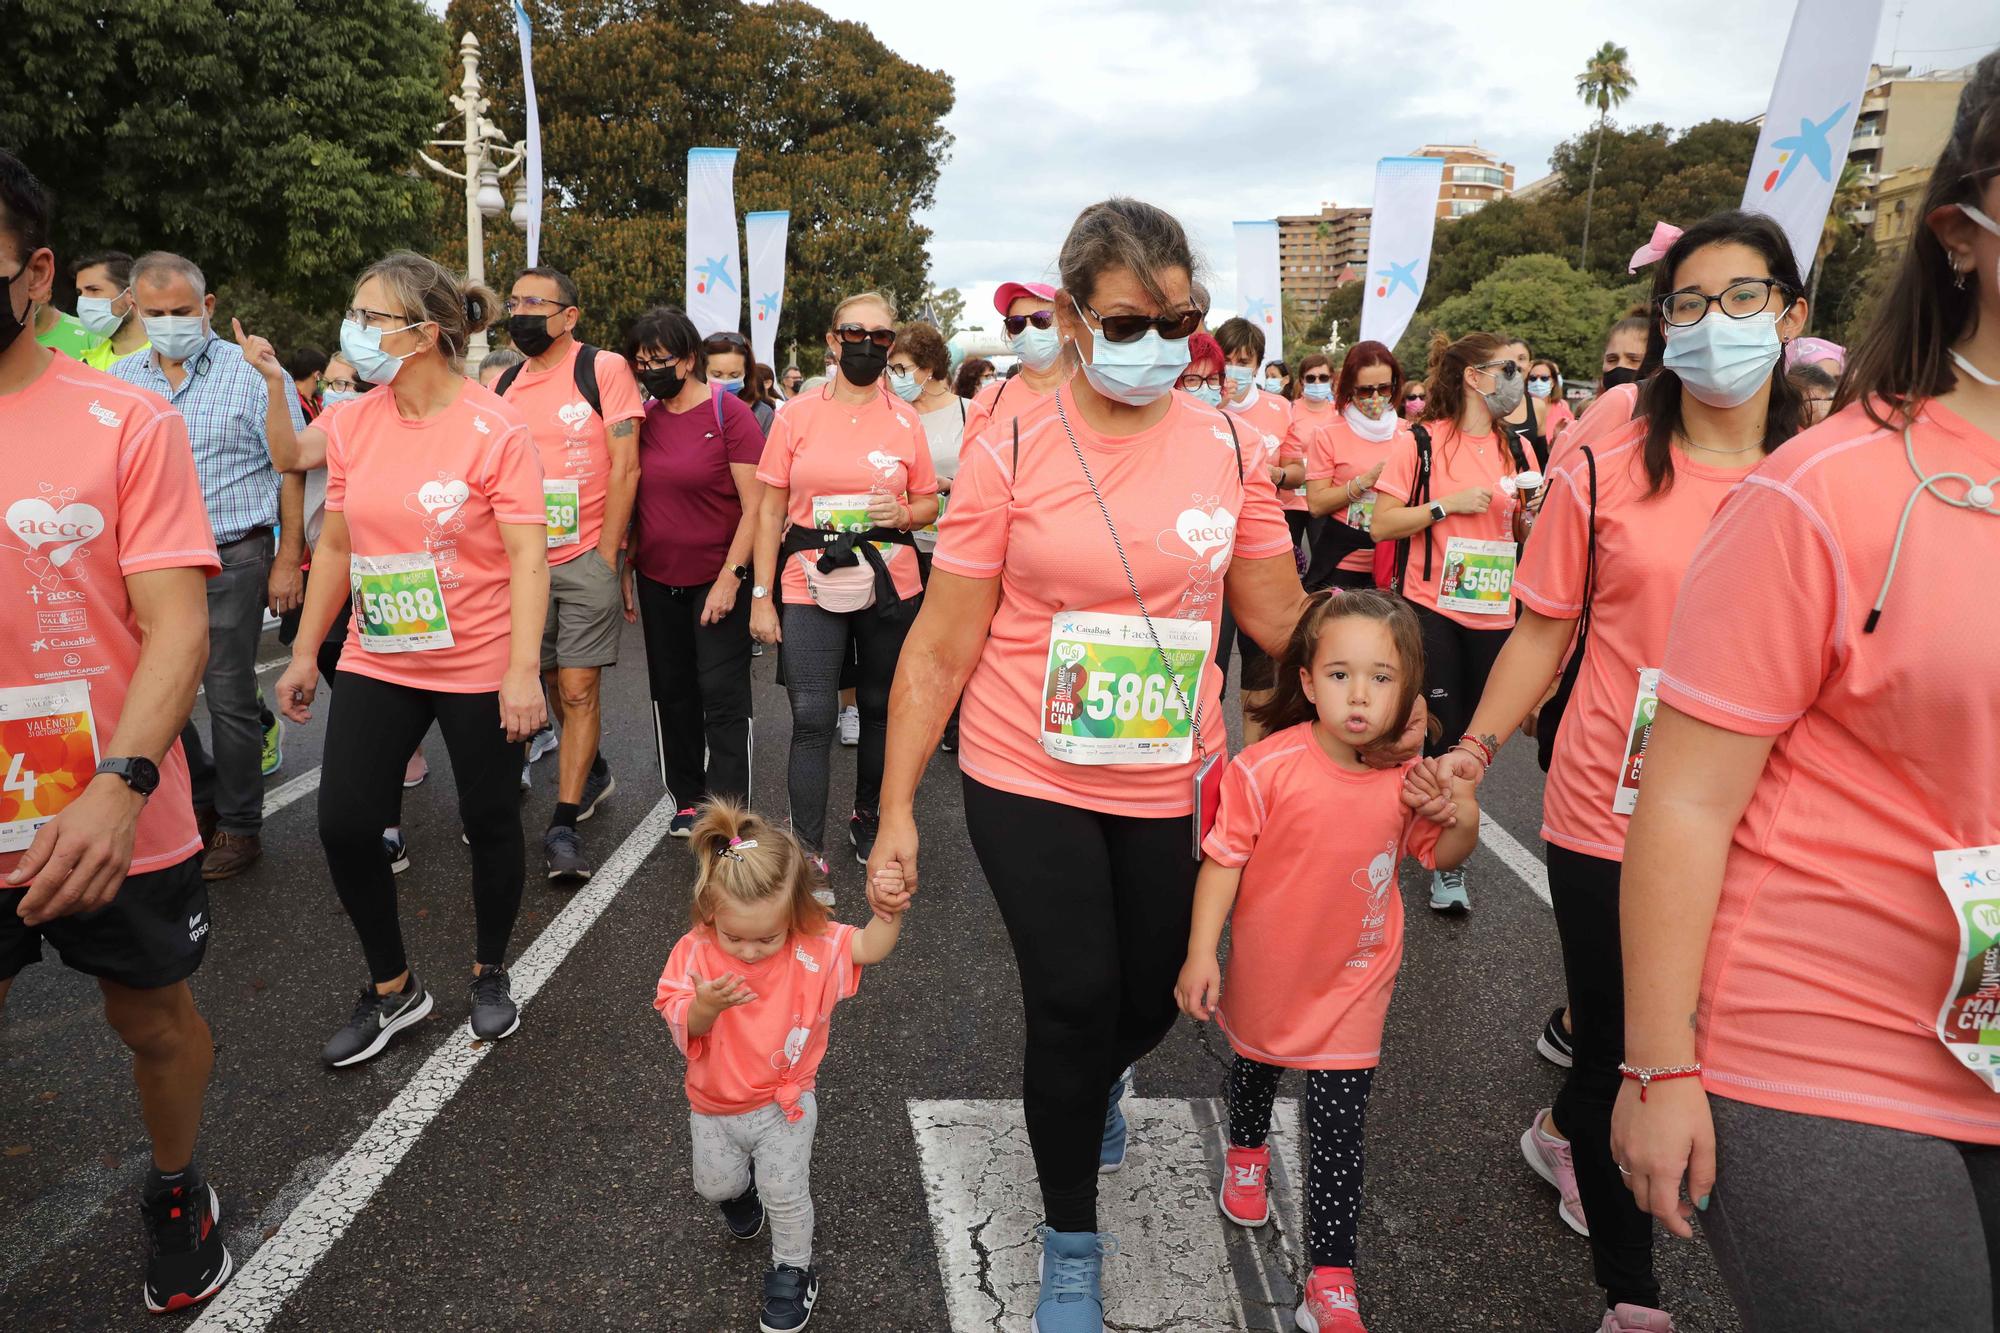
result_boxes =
[513,1,542,266]
[1232,220,1282,369]
[745,210,790,372]
[1740,0,1882,281]
[1359,156,1446,349]
[685,147,742,338]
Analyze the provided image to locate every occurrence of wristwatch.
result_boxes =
[1428,500,1448,523]
[729,564,751,582]
[751,584,770,600]
[95,756,160,797]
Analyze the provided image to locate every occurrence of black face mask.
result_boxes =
[0,267,27,357]
[640,366,683,401]
[508,313,558,358]
[838,339,888,387]
[1600,366,1642,390]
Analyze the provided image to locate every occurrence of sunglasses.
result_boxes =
[1002,311,1057,336]
[1526,375,1553,385]
[1474,359,1521,380]
[1301,372,1334,384]
[1404,395,1427,405]
[1075,298,1206,345]
[834,324,897,348]
[1350,385,1393,400]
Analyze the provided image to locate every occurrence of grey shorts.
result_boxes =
[541,550,624,671]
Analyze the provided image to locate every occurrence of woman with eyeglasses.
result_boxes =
[263,251,550,1066]
[1405,210,1817,1333]
[865,199,1350,1331]
[1304,341,1409,593]
[751,293,938,887]
[1602,60,2000,1331]
[1371,331,1532,915]
[964,280,1069,438]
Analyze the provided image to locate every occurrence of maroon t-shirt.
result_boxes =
[632,387,767,586]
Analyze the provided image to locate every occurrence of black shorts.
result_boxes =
[1,854,208,990]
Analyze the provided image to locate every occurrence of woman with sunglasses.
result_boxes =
[1304,341,1409,593]
[1371,331,1530,915]
[1286,351,1342,589]
[751,293,938,886]
[1494,337,1557,472]
[865,198,1377,1332]
[1400,381,1428,420]
[1406,211,1813,1333]
[964,280,1069,439]
[1606,61,2000,1330]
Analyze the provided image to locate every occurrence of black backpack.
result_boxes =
[494,342,603,417]
[1535,445,1597,772]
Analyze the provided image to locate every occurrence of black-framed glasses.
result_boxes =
[1404,393,1427,404]
[1526,375,1553,386]
[1350,384,1393,400]
[1301,371,1334,384]
[1177,373,1224,391]
[632,351,683,373]
[834,323,897,347]
[1473,359,1521,380]
[502,296,574,316]
[1659,278,1789,327]
[1076,298,1206,345]
[1002,311,1057,336]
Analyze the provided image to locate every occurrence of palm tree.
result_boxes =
[1808,161,1872,325]
[1576,41,1637,271]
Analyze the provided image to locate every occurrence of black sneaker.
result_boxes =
[759,1263,819,1333]
[469,966,520,1041]
[1535,1007,1575,1069]
[720,1180,765,1241]
[143,1175,233,1313]
[322,978,433,1067]
[848,809,879,867]
[383,831,411,875]
[669,807,698,839]
[940,714,959,753]
[544,824,593,883]
[578,765,617,822]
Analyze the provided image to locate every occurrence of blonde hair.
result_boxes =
[357,250,496,373]
[688,800,829,936]
[829,290,897,328]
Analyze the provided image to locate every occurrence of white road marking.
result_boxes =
[260,768,320,819]
[195,657,288,698]
[910,1097,1304,1333]
[189,795,678,1333]
[1479,815,1552,906]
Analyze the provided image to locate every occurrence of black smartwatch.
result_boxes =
[729,564,751,582]
[96,756,160,797]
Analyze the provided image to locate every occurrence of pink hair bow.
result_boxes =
[1628,221,1683,273]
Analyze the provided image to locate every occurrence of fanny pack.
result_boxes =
[777,525,919,618]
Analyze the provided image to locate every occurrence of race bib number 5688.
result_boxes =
[350,552,454,654]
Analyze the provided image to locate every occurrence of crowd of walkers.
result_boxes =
[4,47,2000,1333]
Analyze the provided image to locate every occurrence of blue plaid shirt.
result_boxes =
[109,332,304,545]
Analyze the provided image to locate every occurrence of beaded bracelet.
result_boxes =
[1618,1062,1703,1101]
[1453,734,1494,768]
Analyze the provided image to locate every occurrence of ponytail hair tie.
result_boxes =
[721,836,759,862]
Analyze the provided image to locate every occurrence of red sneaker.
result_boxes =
[1295,1266,1366,1332]
[1217,1143,1271,1227]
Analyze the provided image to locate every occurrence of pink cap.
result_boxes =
[1785,336,1845,372]
[994,281,1057,315]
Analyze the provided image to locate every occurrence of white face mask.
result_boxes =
[143,314,209,363]
[77,292,127,337]
[1010,323,1062,372]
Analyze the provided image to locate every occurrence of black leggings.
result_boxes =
[1548,844,1658,1309]
[779,599,914,851]
[962,775,1196,1233]
[1228,1057,1375,1269]
[318,671,525,982]
[636,574,754,810]
[1412,602,1510,757]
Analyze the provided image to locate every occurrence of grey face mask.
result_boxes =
[1478,363,1524,418]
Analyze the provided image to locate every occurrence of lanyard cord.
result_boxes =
[1866,422,2000,633]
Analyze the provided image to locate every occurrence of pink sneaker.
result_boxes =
[1599,1303,1676,1332]
[1520,1108,1589,1236]
[1217,1143,1271,1227]
[1295,1266,1366,1332]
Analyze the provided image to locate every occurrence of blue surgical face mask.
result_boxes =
[1527,377,1553,399]
[1072,297,1189,407]
[714,376,745,394]
[320,388,364,407]
[1303,382,1333,403]
[340,317,420,386]
[889,370,922,402]
[1662,310,1784,409]
[1225,365,1255,388]
[143,314,208,363]
[1189,385,1224,407]
[1010,323,1063,372]
[1260,376,1284,394]
[77,293,126,337]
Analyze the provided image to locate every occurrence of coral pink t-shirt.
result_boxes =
[1661,399,2000,1144]
[323,382,546,692]
[498,341,646,565]
[654,923,861,1119]
[963,372,1059,445]
[1514,409,1760,861]
[0,357,217,877]
[1203,723,1441,1068]
[755,387,937,606]
[1228,387,1302,513]
[1376,424,1523,629]
[1308,412,1412,574]
[934,386,1293,817]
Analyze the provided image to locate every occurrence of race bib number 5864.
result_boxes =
[1041,612,1210,766]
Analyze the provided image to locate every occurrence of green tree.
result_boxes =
[1575,40,1637,271]
[1808,161,1872,325]
[1393,255,1647,387]
[2,0,446,313]
[915,286,965,339]
[445,0,954,353]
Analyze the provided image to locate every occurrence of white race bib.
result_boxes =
[1933,845,2000,1092]
[350,551,454,654]
[1040,612,1210,766]
[1436,536,1516,615]
[0,680,100,853]
[1612,668,1662,815]
[544,478,581,548]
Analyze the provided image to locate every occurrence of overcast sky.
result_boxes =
[782,0,1995,322]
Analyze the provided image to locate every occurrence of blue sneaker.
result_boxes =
[1429,868,1470,914]
[1099,1065,1133,1174]
[1033,1227,1113,1333]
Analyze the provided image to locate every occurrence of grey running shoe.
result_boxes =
[468,966,520,1041]
[578,765,616,822]
[322,978,433,1067]
[544,825,593,883]
[1429,867,1471,914]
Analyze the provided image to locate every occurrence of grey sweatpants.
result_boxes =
[1707,1093,2000,1332]
[690,1094,818,1268]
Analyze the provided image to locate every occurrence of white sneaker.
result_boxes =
[527,725,560,765]
[837,705,860,747]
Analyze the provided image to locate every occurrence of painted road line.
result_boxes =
[189,795,678,1333]
[261,768,321,819]
[1479,815,1551,907]
[911,1097,1304,1333]
[196,657,289,697]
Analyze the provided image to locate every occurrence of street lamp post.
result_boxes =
[418,31,529,370]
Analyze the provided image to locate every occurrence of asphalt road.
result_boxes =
[0,628,1742,1333]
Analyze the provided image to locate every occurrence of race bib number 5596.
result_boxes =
[1041,611,1210,766]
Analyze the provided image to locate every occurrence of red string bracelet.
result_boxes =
[1618,1062,1703,1101]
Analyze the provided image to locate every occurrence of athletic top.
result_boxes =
[1662,398,2000,1144]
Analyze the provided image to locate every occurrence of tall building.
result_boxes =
[1845,63,1973,255]
[1410,143,1516,220]
[1277,203,1371,317]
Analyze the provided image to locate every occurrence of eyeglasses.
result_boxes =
[342,306,421,331]
[1350,384,1393,400]
[1075,298,1206,345]
[1659,279,1789,327]
[1301,372,1334,384]
[1002,311,1057,336]
[833,324,897,348]
[1473,359,1521,381]
[322,376,363,394]
[1177,373,1224,391]
[633,351,683,372]
[503,296,574,316]
[887,361,916,377]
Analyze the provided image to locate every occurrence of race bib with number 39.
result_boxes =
[1041,611,1210,765]
[350,551,454,654]
[0,680,100,853]
[1436,536,1517,615]
[544,478,581,548]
